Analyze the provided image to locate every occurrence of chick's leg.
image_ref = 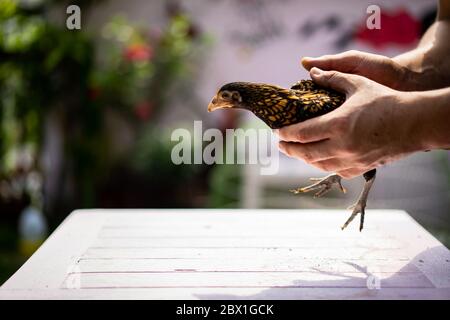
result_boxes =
[341,169,377,232]
[290,173,346,198]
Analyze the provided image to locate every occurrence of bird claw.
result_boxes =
[341,201,366,232]
[290,174,346,198]
[291,173,373,232]
[341,173,375,231]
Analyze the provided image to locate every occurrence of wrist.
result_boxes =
[390,54,426,91]
[393,91,429,154]
[402,89,450,151]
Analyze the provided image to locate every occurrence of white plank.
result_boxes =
[76,257,418,273]
[98,227,384,238]
[63,271,433,289]
[92,236,403,249]
[82,247,410,260]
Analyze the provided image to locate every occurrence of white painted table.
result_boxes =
[1,209,449,299]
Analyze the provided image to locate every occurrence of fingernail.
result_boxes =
[310,67,322,76]
[301,57,313,68]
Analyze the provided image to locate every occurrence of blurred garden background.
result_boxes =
[0,0,449,285]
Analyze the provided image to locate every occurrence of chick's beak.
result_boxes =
[208,94,234,112]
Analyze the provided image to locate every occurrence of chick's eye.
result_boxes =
[220,91,231,99]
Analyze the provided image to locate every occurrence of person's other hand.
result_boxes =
[276,67,423,179]
[301,50,419,91]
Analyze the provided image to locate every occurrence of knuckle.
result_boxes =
[326,71,342,84]
[354,157,366,167]
[338,171,352,179]
[279,143,287,154]
[283,144,293,157]
[353,160,364,168]
[316,161,332,171]
[311,162,324,171]
[278,142,286,153]
[384,56,394,68]
[343,50,366,74]
[279,125,305,142]
[301,150,314,163]
[295,131,309,143]
[354,155,370,167]
[346,49,361,57]
[319,54,332,60]
[343,139,359,155]
[277,128,289,141]
[342,50,363,63]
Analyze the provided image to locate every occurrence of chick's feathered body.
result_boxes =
[213,80,345,129]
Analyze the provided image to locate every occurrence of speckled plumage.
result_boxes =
[217,80,345,129]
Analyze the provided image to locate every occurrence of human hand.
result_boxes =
[301,50,422,91]
[276,67,424,179]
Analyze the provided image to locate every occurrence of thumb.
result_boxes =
[310,67,362,95]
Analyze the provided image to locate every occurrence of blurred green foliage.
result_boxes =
[0,0,210,212]
[208,163,242,208]
[131,126,200,181]
[0,0,84,159]
[0,0,212,283]
[0,0,95,210]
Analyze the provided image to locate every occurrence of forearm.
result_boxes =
[395,0,449,64]
[394,23,436,67]
[391,23,450,90]
[407,88,450,151]
[392,3,450,90]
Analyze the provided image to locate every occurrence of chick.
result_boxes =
[208,80,376,231]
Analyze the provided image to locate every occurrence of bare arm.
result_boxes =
[399,1,450,55]
[302,0,450,91]
[411,87,450,150]
[393,2,450,90]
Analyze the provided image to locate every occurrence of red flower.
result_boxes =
[354,9,420,49]
[134,101,153,121]
[123,43,153,62]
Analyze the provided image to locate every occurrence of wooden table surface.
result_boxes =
[1,209,449,299]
